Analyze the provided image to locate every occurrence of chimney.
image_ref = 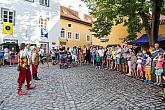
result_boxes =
[78,4,84,21]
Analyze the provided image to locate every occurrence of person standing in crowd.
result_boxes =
[126,49,132,76]
[90,46,96,66]
[152,43,164,82]
[4,47,9,64]
[141,50,147,80]
[31,47,40,80]
[95,53,101,69]
[0,46,4,66]
[39,47,45,64]
[161,72,165,101]
[71,46,78,65]
[82,45,86,64]
[154,53,164,86]
[144,52,152,85]
[136,56,143,79]
[106,47,112,70]
[17,43,34,95]
[55,49,59,63]
[122,44,129,73]
[85,46,91,64]
[116,45,122,71]
[111,46,116,70]
[51,47,56,65]
[9,47,16,67]
[131,52,137,78]
[98,47,104,68]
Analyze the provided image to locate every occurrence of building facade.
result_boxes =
[60,6,92,48]
[92,15,165,47]
[0,0,60,52]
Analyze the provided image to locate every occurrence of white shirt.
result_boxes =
[116,48,122,58]
[98,49,104,57]
[40,49,44,56]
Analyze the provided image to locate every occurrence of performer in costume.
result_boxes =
[17,43,35,95]
[32,47,40,80]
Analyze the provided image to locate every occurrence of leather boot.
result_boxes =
[26,83,36,90]
[17,83,26,95]
[34,73,40,80]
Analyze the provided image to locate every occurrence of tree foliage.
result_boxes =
[83,0,165,42]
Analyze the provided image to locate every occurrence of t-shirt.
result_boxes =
[145,57,152,67]
[123,47,129,59]
[131,56,137,64]
[112,51,116,60]
[98,49,104,57]
[96,56,101,62]
[106,50,112,59]
[152,48,164,59]
[156,57,164,68]
[137,59,142,67]
[116,48,121,58]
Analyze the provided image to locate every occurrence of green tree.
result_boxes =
[83,0,165,45]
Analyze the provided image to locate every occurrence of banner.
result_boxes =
[41,28,48,38]
[2,22,13,35]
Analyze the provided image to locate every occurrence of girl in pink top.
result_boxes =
[154,53,164,86]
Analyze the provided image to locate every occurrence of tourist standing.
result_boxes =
[9,47,16,67]
[31,47,40,80]
[116,45,122,71]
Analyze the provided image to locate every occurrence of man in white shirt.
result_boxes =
[116,45,122,71]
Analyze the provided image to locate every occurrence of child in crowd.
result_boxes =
[106,48,112,70]
[141,50,147,80]
[136,56,143,79]
[161,72,165,101]
[154,53,164,86]
[131,52,137,77]
[96,53,101,69]
[144,52,152,85]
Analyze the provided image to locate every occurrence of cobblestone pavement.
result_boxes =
[0,64,165,110]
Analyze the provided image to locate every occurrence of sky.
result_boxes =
[60,0,90,14]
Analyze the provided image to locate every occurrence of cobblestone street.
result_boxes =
[0,64,165,110]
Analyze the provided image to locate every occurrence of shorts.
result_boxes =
[96,62,101,66]
[121,58,127,64]
[106,58,111,63]
[155,68,163,76]
[116,57,121,64]
[137,66,142,71]
[132,64,136,70]
[91,55,95,61]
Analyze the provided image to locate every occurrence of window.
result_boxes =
[39,17,48,28]
[1,8,15,24]
[25,0,34,2]
[61,29,65,38]
[75,33,80,40]
[39,0,49,7]
[86,35,91,42]
[67,23,72,28]
[67,31,72,39]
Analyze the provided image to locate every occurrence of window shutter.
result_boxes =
[39,0,42,4]
[13,10,16,25]
[1,8,3,22]
[48,0,50,7]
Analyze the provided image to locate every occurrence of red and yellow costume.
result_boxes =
[17,50,33,95]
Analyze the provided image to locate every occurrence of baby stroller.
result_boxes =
[59,53,68,69]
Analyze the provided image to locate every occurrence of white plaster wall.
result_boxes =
[0,0,60,48]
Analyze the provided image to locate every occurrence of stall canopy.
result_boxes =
[128,34,165,45]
